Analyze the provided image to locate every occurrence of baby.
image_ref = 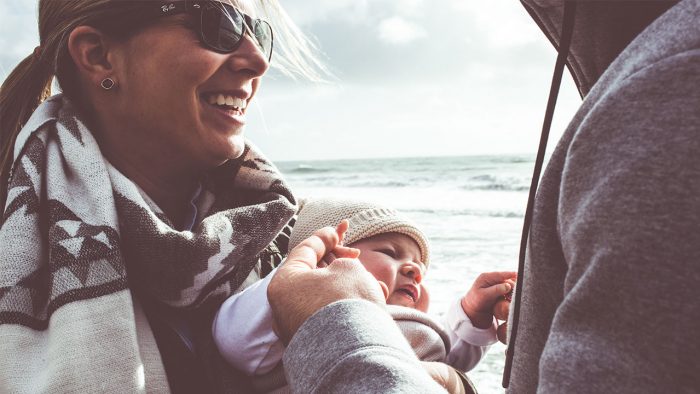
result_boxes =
[213,198,515,392]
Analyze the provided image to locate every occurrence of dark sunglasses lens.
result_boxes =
[200,3,244,52]
[253,20,273,60]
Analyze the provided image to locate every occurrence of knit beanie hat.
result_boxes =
[288,198,430,266]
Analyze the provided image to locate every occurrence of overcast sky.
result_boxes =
[0,0,582,161]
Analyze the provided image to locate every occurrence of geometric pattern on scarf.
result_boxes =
[0,94,296,330]
[1,130,128,330]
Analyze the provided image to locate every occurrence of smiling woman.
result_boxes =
[0,0,325,392]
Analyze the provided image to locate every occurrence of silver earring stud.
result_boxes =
[100,78,116,90]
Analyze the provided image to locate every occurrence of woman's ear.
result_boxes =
[67,26,117,88]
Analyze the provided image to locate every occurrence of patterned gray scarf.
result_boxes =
[0,95,296,392]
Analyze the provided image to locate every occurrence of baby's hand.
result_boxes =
[461,271,517,329]
[317,220,361,267]
[287,220,360,270]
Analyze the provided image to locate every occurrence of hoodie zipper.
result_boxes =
[502,1,578,388]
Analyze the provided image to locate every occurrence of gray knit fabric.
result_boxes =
[388,305,451,363]
[508,0,700,392]
[283,300,446,393]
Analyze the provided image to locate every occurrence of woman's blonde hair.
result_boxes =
[0,0,328,211]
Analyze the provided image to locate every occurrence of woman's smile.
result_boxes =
[200,90,250,131]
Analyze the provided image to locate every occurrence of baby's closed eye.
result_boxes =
[376,248,397,258]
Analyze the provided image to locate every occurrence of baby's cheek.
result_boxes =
[416,284,430,312]
[363,262,395,289]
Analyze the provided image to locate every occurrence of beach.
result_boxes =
[277,154,533,393]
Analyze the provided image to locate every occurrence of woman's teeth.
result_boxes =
[205,93,246,110]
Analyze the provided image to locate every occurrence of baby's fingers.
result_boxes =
[287,226,341,269]
[493,298,510,321]
[480,281,512,302]
[333,245,360,259]
[475,271,517,287]
[320,246,360,267]
[336,219,349,242]
[497,322,508,344]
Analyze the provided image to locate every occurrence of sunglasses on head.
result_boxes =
[155,1,273,61]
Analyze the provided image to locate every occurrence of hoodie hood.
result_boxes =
[521,0,677,97]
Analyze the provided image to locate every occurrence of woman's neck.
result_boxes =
[112,150,201,228]
[92,128,202,228]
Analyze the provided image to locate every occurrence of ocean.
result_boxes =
[277,154,535,393]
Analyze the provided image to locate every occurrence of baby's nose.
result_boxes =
[400,263,423,284]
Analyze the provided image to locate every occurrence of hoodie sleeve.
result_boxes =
[283,300,446,393]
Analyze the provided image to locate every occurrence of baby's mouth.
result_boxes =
[395,286,417,303]
[202,93,247,115]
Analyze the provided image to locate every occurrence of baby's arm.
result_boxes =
[443,296,497,371]
[444,271,516,371]
[212,268,283,375]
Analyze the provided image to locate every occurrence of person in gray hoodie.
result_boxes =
[268,0,700,392]
[501,0,700,392]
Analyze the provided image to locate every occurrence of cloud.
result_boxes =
[447,0,541,48]
[265,0,555,87]
[377,16,427,45]
[279,0,371,26]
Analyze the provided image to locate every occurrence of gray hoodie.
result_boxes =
[506,0,700,392]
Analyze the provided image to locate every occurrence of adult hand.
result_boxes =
[268,221,387,344]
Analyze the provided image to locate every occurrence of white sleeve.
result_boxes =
[212,267,285,376]
[443,296,498,372]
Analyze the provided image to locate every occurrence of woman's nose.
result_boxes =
[227,34,269,77]
[400,263,423,284]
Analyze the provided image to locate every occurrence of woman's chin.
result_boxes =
[190,137,246,170]
[226,134,247,159]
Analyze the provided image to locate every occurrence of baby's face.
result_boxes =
[349,233,429,312]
